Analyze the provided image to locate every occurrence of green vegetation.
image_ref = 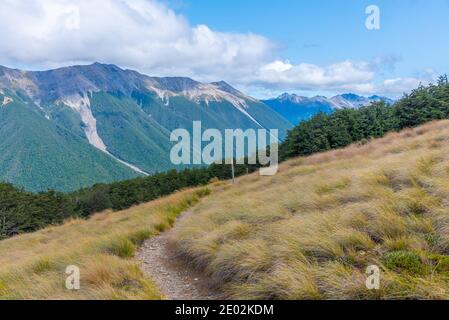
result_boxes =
[280,75,449,160]
[104,238,136,259]
[132,91,292,139]
[1,77,449,241]
[0,94,138,192]
[90,92,173,173]
[1,76,449,300]
[0,188,208,299]
[0,183,75,239]
[127,229,154,246]
[383,251,426,275]
[0,165,243,240]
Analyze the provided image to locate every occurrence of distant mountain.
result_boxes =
[263,93,394,124]
[262,93,334,125]
[329,93,395,109]
[0,63,292,191]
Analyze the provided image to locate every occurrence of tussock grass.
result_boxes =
[174,120,449,299]
[0,188,209,300]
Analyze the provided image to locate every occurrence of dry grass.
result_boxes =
[174,120,449,300]
[0,187,210,300]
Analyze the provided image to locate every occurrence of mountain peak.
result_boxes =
[339,93,361,101]
[211,81,243,96]
[0,63,267,111]
[152,77,200,93]
[276,93,312,105]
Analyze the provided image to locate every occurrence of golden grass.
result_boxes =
[174,120,449,299]
[0,187,210,300]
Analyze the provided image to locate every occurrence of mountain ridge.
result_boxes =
[263,92,395,124]
[0,63,292,191]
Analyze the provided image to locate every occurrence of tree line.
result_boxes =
[1,76,448,240]
[0,163,256,239]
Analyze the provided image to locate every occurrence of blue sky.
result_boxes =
[174,0,449,97]
[0,0,447,98]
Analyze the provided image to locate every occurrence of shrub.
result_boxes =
[128,230,154,246]
[154,222,169,233]
[383,250,426,275]
[424,234,441,247]
[31,257,53,274]
[105,238,136,258]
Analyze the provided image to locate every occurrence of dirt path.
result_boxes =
[136,211,219,300]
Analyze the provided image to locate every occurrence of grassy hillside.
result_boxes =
[174,120,449,299]
[2,120,449,300]
[0,188,210,299]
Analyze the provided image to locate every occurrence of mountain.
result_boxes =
[0,63,292,192]
[329,93,395,109]
[262,93,334,124]
[263,92,394,124]
[0,92,138,192]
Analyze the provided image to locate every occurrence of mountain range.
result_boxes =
[0,63,396,192]
[0,63,292,192]
[263,93,394,124]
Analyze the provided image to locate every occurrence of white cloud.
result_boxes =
[0,0,437,97]
[261,60,293,73]
[0,0,273,76]
[253,60,375,90]
[244,60,436,97]
[381,78,423,94]
[376,68,439,96]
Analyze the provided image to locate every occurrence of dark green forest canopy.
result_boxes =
[0,163,252,239]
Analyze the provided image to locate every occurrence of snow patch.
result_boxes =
[60,94,149,176]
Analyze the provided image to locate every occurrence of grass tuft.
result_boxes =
[105,238,136,259]
[127,230,154,246]
[31,257,53,274]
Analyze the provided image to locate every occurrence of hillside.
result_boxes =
[1,120,449,299]
[0,92,139,191]
[173,120,449,299]
[0,187,210,299]
[0,63,292,192]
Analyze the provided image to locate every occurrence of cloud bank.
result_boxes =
[0,0,435,97]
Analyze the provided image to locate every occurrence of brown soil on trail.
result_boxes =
[136,211,220,300]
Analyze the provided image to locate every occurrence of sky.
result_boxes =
[0,0,448,99]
